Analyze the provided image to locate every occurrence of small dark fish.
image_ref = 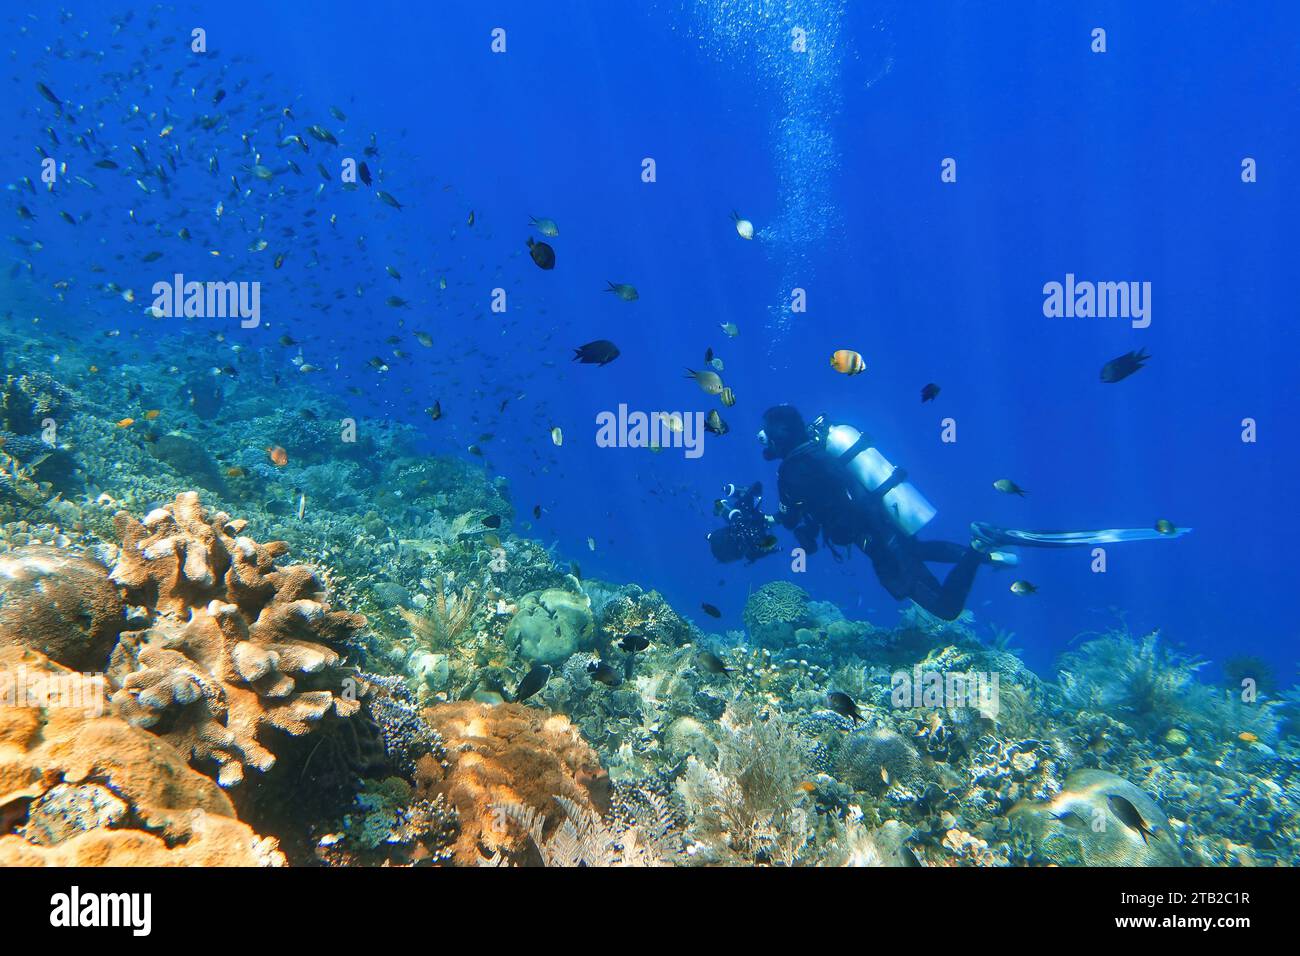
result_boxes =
[527,237,555,270]
[826,691,863,723]
[696,651,731,675]
[1107,795,1155,844]
[482,514,502,529]
[425,401,443,420]
[1100,348,1150,384]
[700,602,722,618]
[212,88,226,105]
[358,161,372,186]
[993,478,1027,497]
[376,190,402,210]
[35,82,62,109]
[94,159,119,169]
[532,504,542,519]
[572,340,619,366]
[1010,580,1037,595]
[586,660,622,686]
[141,250,163,263]
[513,664,552,703]
[618,634,650,654]
[921,383,941,403]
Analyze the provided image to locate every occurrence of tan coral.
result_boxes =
[107,492,366,788]
[417,701,609,865]
[0,647,283,866]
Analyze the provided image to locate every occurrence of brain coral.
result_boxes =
[0,647,282,865]
[743,581,814,648]
[107,491,367,788]
[1009,768,1186,866]
[418,701,609,865]
[0,545,125,670]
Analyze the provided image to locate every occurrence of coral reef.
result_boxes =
[505,587,595,664]
[0,647,283,866]
[106,492,366,787]
[418,701,609,865]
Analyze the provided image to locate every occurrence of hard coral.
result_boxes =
[0,545,125,669]
[743,581,815,648]
[418,701,609,865]
[107,491,367,787]
[0,647,283,866]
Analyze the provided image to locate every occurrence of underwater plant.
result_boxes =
[397,573,481,650]
[676,698,812,865]
[482,790,678,867]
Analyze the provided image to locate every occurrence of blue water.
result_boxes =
[7,0,1299,681]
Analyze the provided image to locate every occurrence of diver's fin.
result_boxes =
[971,522,1191,549]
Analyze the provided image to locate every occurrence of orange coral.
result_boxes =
[107,492,367,787]
[418,701,609,865]
[0,647,283,866]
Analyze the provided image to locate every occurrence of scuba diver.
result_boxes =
[707,404,1189,622]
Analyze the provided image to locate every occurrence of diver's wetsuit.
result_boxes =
[775,440,984,621]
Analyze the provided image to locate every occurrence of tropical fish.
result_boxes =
[513,664,552,703]
[830,349,866,375]
[1100,348,1150,383]
[550,426,563,446]
[605,281,638,301]
[376,190,402,210]
[704,409,728,435]
[719,322,739,337]
[266,445,289,466]
[993,479,1027,497]
[586,660,622,686]
[731,210,754,239]
[696,650,731,674]
[685,367,725,394]
[529,216,559,237]
[719,387,736,407]
[657,412,684,433]
[618,634,650,653]
[700,602,722,618]
[572,340,619,365]
[1155,519,1176,535]
[482,514,502,529]
[527,237,555,270]
[921,383,941,403]
[115,417,135,428]
[1010,580,1037,595]
[826,691,863,723]
[1107,795,1155,845]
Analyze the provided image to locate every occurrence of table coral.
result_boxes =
[106,491,367,787]
[418,701,609,865]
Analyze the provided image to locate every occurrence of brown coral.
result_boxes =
[0,545,125,670]
[107,492,367,787]
[417,701,609,865]
[0,647,283,866]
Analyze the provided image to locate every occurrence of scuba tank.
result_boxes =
[811,416,937,536]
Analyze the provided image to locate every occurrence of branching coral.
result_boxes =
[106,491,366,787]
